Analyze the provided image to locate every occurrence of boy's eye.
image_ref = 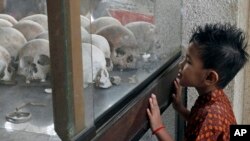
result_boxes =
[185,57,191,64]
[180,55,185,60]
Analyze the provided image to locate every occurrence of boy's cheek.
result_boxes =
[179,78,190,87]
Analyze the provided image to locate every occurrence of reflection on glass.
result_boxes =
[4,122,57,136]
[81,0,181,124]
[0,0,59,140]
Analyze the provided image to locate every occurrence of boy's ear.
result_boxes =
[205,70,219,86]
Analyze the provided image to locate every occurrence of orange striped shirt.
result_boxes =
[185,89,236,141]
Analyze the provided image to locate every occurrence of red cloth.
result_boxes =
[185,89,236,141]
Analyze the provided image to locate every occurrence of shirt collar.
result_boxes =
[196,89,224,105]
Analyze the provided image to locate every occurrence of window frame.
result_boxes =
[47,0,86,140]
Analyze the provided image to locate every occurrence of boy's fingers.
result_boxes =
[172,93,178,104]
[174,81,179,93]
[149,97,158,111]
[174,80,180,89]
[176,78,180,83]
[174,79,177,85]
[149,98,153,108]
[174,80,182,95]
[151,94,159,106]
[147,108,152,117]
[172,93,176,99]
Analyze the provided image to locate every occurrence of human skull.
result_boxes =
[0,45,14,82]
[35,31,49,40]
[82,43,112,88]
[0,14,18,25]
[95,68,112,88]
[13,20,45,41]
[20,14,48,30]
[84,34,113,71]
[0,19,13,27]
[96,24,138,69]
[125,21,157,54]
[18,39,50,83]
[86,16,122,34]
[81,27,90,43]
[80,15,90,29]
[0,27,27,60]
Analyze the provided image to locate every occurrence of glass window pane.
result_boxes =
[81,0,181,127]
[79,2,94,130]
[0,0,59,140]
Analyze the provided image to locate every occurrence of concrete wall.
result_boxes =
[234,0,249,124]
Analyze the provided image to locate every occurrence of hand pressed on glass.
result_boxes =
[147,94,164,131]
[147,94,174,141]
[171,78,182,111]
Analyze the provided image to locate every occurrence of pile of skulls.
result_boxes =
[0,13,113,89]
[0,13,158,89]
[83,16,158,70]
[81,16,158,88]
[0,13,50,84]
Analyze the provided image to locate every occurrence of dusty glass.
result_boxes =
[81,0,182,126]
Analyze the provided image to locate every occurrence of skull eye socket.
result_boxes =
[0,71,4,78]
[127,55,134,63]
[7,65,13,73]
[0,63,5,78]
[37,54,50,65]
[115,48,125,57]
[106,58,111,66]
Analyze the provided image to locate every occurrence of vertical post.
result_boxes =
[46,0,84,140]
[68,0,85,134]
[0,0,4,13]
[242,1,250,124]
[234,0,250,124]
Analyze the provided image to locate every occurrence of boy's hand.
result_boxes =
[147,94,164,131]
[172,78,183,112]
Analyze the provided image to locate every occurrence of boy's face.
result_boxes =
[178,42,207,87]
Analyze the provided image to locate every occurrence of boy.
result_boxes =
[147,23,249,141]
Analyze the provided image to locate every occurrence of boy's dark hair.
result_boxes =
[189,23,249,88]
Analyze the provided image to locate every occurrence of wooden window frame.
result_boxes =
[47,0,86,140]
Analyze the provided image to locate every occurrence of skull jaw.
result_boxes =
[0,65,16,85]
[1,69,13,81]
[95,79,112,88]
[0,58,15,81]
[112,55,137,69]
[95,69,112,89]
[0,73,16,85]
[32,65,50,82]
[18,65,49,84]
